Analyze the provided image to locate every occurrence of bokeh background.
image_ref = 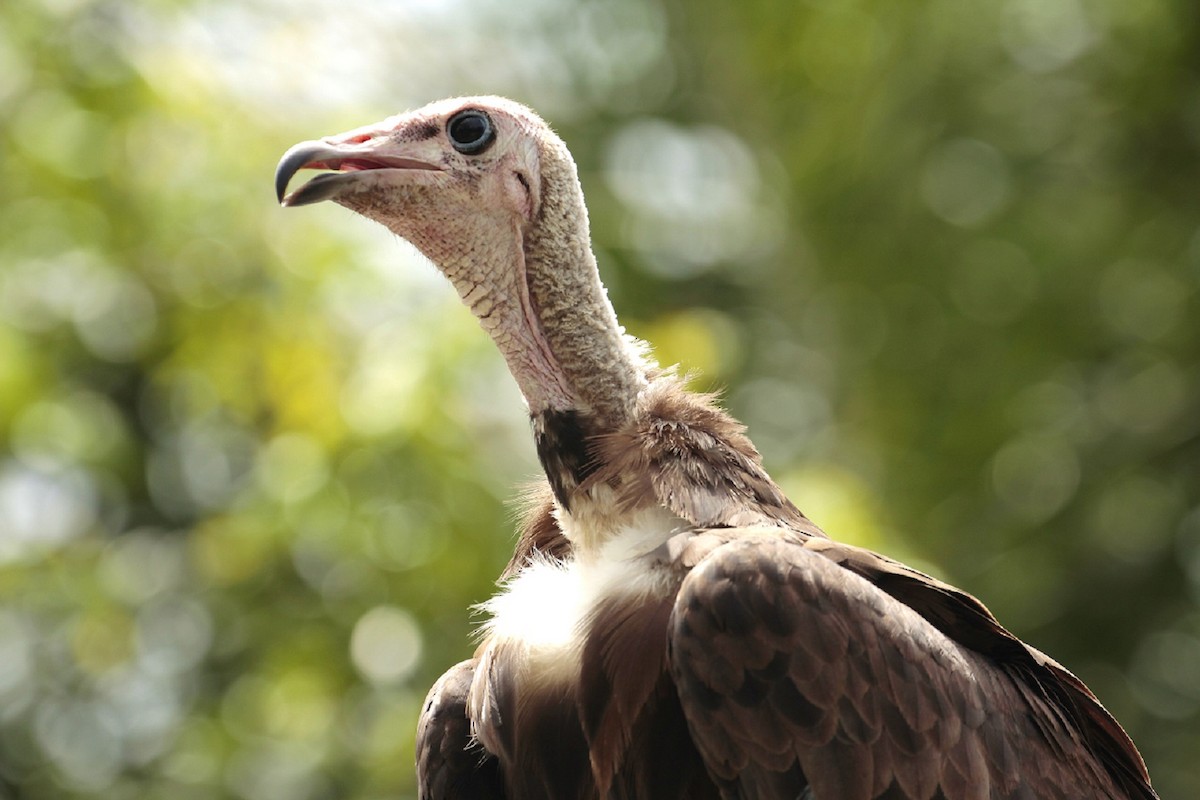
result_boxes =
[1,0,1198,797]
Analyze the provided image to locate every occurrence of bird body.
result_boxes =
[276,97,1158,800]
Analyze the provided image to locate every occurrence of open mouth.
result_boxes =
[275,143,439,206]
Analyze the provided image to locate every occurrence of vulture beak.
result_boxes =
[275,138,441,207]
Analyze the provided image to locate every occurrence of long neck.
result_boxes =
[523,150,648,431]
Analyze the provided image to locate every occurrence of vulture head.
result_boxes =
[276,97,648,428]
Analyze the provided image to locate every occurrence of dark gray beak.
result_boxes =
[274,141,362,207]
[275,139,442,207]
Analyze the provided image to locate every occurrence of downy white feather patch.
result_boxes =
[477,504,685,682]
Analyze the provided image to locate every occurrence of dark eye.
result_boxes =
[447,109,495,155]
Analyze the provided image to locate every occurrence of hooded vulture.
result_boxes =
[275,96,1158,800]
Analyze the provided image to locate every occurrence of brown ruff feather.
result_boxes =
[584,378,823,533]
[504,481,571,580]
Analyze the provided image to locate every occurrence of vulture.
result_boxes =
[275,97,1158,800]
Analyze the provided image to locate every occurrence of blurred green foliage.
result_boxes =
[0,0,1196,797]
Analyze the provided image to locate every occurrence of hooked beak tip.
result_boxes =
[275,140,335,206]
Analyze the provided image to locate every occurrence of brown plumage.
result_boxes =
[276,96,1157,800]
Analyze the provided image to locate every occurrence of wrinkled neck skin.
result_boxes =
[521,149,649,431]
[335,193,565,415]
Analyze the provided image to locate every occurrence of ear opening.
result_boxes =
[506,169,536,223]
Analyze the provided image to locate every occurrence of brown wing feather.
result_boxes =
[668,532,1158,800]
[808,537,1156,799]
[416,659,505,800]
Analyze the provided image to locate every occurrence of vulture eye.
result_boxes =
[447,110,495,155]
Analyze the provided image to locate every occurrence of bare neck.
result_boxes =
[523,153,648,431]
